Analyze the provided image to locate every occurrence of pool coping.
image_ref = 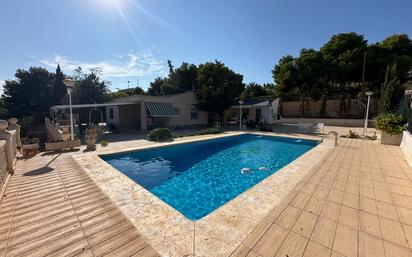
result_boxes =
[72,132,334,257]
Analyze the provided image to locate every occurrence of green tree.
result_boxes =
[195,61,244,121]
[108,87,145,99]
[147,77,166,96]
[241,82,269,99]
[170,62,198,92]
[365,44,389,94]
[295,49,326,101]
[320,32,367,115]
[147,62,199,95]
[379,34,412,84]
[0,67,59,123]
[379,63,402,113]
[320,32,367,85]
[71,67,110,104]
[272,55,299,100]
[294,49,327,113]
[52,64,68,104]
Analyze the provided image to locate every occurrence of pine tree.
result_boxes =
[52,64,67,105]
[379,63,402,113]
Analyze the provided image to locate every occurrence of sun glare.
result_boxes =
[97,0,123,9]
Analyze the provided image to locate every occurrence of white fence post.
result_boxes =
[8,117,21,148]
[0,120,15,175]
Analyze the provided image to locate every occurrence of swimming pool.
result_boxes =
[101,134,317,220]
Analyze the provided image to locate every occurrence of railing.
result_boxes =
[0,118,21,198]
[0,140,8,194]
[56,119,73,127]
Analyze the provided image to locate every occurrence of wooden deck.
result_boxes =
[230,138,412,257]
[0,152,159,257]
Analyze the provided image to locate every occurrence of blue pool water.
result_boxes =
[101,134,317,220]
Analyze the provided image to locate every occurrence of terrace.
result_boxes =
[1,125,412,257]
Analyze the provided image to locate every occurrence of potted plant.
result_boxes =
[375,113,405,145]
[21,137,40,157]
[84,128,98,150]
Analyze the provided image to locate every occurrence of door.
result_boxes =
[255,108,261,123]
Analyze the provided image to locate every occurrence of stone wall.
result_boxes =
[0,140,8,194]
[0,118,21,197]
[401,131,412,167]
[281,99,376,118]
[275,117,373,127]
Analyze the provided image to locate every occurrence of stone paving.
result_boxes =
[230,137,412,257]
[0,131,411,257]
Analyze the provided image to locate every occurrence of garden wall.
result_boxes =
[401,131,412,167]
[0,140,9,197]
[276,118,372,127]
[281,99,376,118]
[0,119,20,200]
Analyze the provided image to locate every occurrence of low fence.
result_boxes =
[281,99,376,118]
[0,118,21,198]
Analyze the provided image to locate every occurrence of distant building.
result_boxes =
[225,98,280,126]
[105,92,208,130]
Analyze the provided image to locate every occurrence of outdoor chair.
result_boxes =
[313,123,325,133]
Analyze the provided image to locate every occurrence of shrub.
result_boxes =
[348,130,360,138]
[20,116,34,137]
[257,121,272,132]
[198,127,223,135]
[246,120,257,129]
[21,137,39,145]
[148,128,173,141]
[101,140,109,147]
[375,113,405,135]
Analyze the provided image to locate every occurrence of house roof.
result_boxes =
[233,98,276,108]
[51,102,135,111]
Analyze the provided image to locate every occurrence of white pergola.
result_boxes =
[50,102,136,123]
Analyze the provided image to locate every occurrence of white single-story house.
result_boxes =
[225,98,279,125]
[50,92,279,133]
[105,91,209,130]
[50,92,209,132]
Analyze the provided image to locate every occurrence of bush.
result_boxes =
[246,120,257,129]
[375,113,405,135]
[348,130,360,138]
[101,140,108,147]
[257,121,272,132]
[21,137,39,145]
[148,128,173,141]
[198,127,223,135]
[20,116,34,137]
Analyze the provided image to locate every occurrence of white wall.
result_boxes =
[401,131,412,167]
[105,92,208,129]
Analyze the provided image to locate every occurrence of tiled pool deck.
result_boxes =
[73,132,332,257]
[1,131,412,257]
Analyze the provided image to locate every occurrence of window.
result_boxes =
[191,108,199,120]
[109,108,114,119]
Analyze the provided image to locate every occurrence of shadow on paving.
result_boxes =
[23,153,61,176]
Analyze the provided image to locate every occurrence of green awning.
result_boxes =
[146,102,178,117]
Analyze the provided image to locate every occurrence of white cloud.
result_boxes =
[37,49,167,87]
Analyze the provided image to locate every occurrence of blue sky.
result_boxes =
[0,0,411,93]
